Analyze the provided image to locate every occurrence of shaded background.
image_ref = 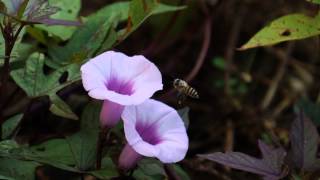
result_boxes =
[117,0,319,178]
[10,0,320,179]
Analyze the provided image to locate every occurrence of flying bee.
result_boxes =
[173,79,199,105]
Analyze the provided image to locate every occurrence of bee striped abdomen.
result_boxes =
[184,86,199,98]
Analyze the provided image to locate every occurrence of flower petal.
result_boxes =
[122,99,189,163]
[155,130,189,163]
[81,51,163,105]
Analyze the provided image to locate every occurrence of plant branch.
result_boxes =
[0,23,25,138]
[164,164,181,180]
[260,43,294,110]
[223,7,245,95]
[143,0,185,56]
[96,127,109,169]
[0,23,24,102]
[184,11,211,82]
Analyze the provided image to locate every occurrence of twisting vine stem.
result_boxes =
[0,19,25,139]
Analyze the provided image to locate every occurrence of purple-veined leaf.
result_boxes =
[25,0,57,18]
[199,152,284,179]
[258,140,287,174]
[25,0,81,26]
[199,139,287,179]
[289,111,320,170]
[30,18,81,26]
[34,0,81,40]
[0,0,20,14]
[263,176,280,180]
[11,0,22,12]
[1,0,80,26]
[17,0,29,18]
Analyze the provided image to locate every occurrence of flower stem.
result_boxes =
[164,164,181,180]
[96,127,109,169]
[0,23,25,138]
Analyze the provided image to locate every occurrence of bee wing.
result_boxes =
[177,92,187,105]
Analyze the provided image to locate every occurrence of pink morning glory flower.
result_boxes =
[118,99,189,170]
[80,51,163,127]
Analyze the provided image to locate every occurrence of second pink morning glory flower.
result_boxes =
[80,51,163,127]
[118,99,189,170]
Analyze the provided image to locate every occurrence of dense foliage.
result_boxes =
[1,0,320,179]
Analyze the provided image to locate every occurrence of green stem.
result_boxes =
[96,127,109,169]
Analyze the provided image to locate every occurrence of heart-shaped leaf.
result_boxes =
[11,53,80,120]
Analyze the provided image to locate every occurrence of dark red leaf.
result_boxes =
[258,140,286,174]
[289,111,320,170]
[198,150,285,179]
[11,0,23,12]
[199,140,287,179]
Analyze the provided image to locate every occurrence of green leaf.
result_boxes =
[11,53,80,120]
[20,140,80,172]
[0,138,91,174]
[133,158,165,180]
[171,164,191,180]
[26,26,47,44]
[88,1,129,21]
[2,0,16,13]
[12,0,184,119]
[211,57,226,70]
[138,159,165,176]
[80,102,101,131]
[295,98,320,126]
[0,1,7,13]
[48,2,125,67]
[1,114,23,139]
[177,107,190,129]
[48,1,184,67]
[3,139,79,172]
[11,53,60,97]
[0,157,39,180]
[0,174,14,180]
[30,139,76,166]
[0,140,19,156]
[292,174,302,180]
[120,0,185,40]
[89,157,118,179]
[306,0,320,4]
[65,104,101,171]
[66,130,97,171]
[1,43,34,69]
[49,94,78,120]
[240,14,320,50]
[153,3,186,14]
[36,0,81,40]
